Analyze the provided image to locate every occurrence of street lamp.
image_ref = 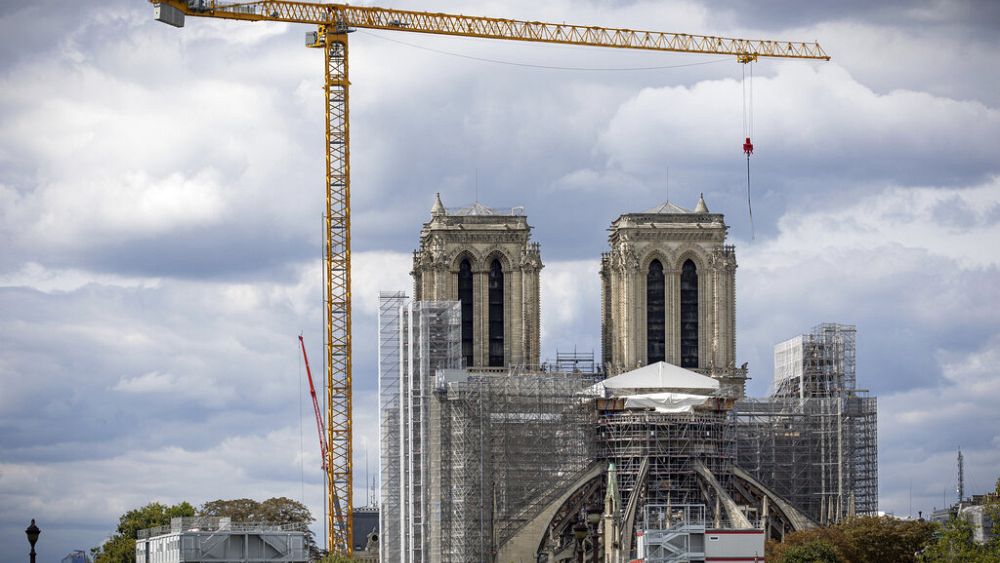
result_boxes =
[25,519,40,563]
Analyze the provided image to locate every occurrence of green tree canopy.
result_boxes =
[200,498,261,521]
[92,501,195,563]
[768,515,937,563]
[917,515,1000,563]
[780,540,841,563]
[199,497,319,558]
[93,497,319,563]
[199,496,314,526]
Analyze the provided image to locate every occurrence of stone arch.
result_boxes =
[449,249,481,273]
[481,248,514,273]
[672,244,709,272]
[640,248,673,272]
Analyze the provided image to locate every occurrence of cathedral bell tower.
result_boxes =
[412,193,542,369]
[600,195,745,398]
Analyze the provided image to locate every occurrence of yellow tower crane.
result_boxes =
[150,0,829,555]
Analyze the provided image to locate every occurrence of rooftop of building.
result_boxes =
[422,193,532,232]
[137,517,306,539]
[609,194,727,231]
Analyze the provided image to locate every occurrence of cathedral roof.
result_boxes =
[643,201,693,214]
[454,201,498,215]
[448,201,525,216]
[642,194,710,215]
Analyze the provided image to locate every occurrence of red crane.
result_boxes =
[299,335,346,542]
[299,335,328,470]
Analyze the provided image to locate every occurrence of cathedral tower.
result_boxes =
[600,195,745,397]
[412,194,542,368]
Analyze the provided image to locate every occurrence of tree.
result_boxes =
[259,497,315,527]
[779,540,841,563]
[767,525,851,562]
[984,477,1000,545]
[315,554,356,563]
[199,496,314,527]
[840,515,937,562]
[768,515,937,563]
[92,501,195,563]
[917,515,1000,562]
[200,498,261,521]
[93,497,322,562]
[915,476,1000,562]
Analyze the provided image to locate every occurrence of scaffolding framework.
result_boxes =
[378,294,461,563]
[597,409,736,520]
[734,323,878,524]
[377,292,404,563]
[433,370,599,562]
[773,323,857,398]
[379,294,596,562]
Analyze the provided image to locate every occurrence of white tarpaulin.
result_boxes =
[622,392,712,413]
[601,362,720,393]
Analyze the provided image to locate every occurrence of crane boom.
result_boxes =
[151,1,829,555]
[299,335,328,469]
[160,0,829,60]
[298,335,347,544]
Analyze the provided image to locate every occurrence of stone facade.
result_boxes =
[600,196,746,397]
[412,194,542,368]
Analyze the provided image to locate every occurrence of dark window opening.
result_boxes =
[458,259,474,367]
[680,259,699,368]
[488,259,505,367]
[646,259,665,364]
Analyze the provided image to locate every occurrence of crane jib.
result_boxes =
[153,1,829,60]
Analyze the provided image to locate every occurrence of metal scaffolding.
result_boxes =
[597,409,736,520]
[432,370,599,562]
[773,323,857,398]
[733,323,878,524]
[379,294,596,562]
[377,292,405,563]
[378,294,462,563]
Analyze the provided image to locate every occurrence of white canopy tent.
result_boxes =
[595,362,720,413]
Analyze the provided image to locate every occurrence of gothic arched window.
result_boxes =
[488,259,505,367]
[458,258,474,367]
[646,259,665,364]
[680,259,699,368]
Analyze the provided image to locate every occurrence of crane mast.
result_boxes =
[151,0,829,555]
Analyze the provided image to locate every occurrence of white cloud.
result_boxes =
[600,63,999,179]
[749,177,1000,269]
[111,370,237,407]
[0,262,161,292]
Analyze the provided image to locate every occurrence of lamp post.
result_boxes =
[25,519,40,563]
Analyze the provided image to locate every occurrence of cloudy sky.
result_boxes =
[2,0,999,559]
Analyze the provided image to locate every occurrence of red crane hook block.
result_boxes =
[743,137,754,156]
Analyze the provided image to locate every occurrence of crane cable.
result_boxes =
[741,61,756,240]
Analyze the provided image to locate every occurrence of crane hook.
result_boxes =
[743,136,754,156]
